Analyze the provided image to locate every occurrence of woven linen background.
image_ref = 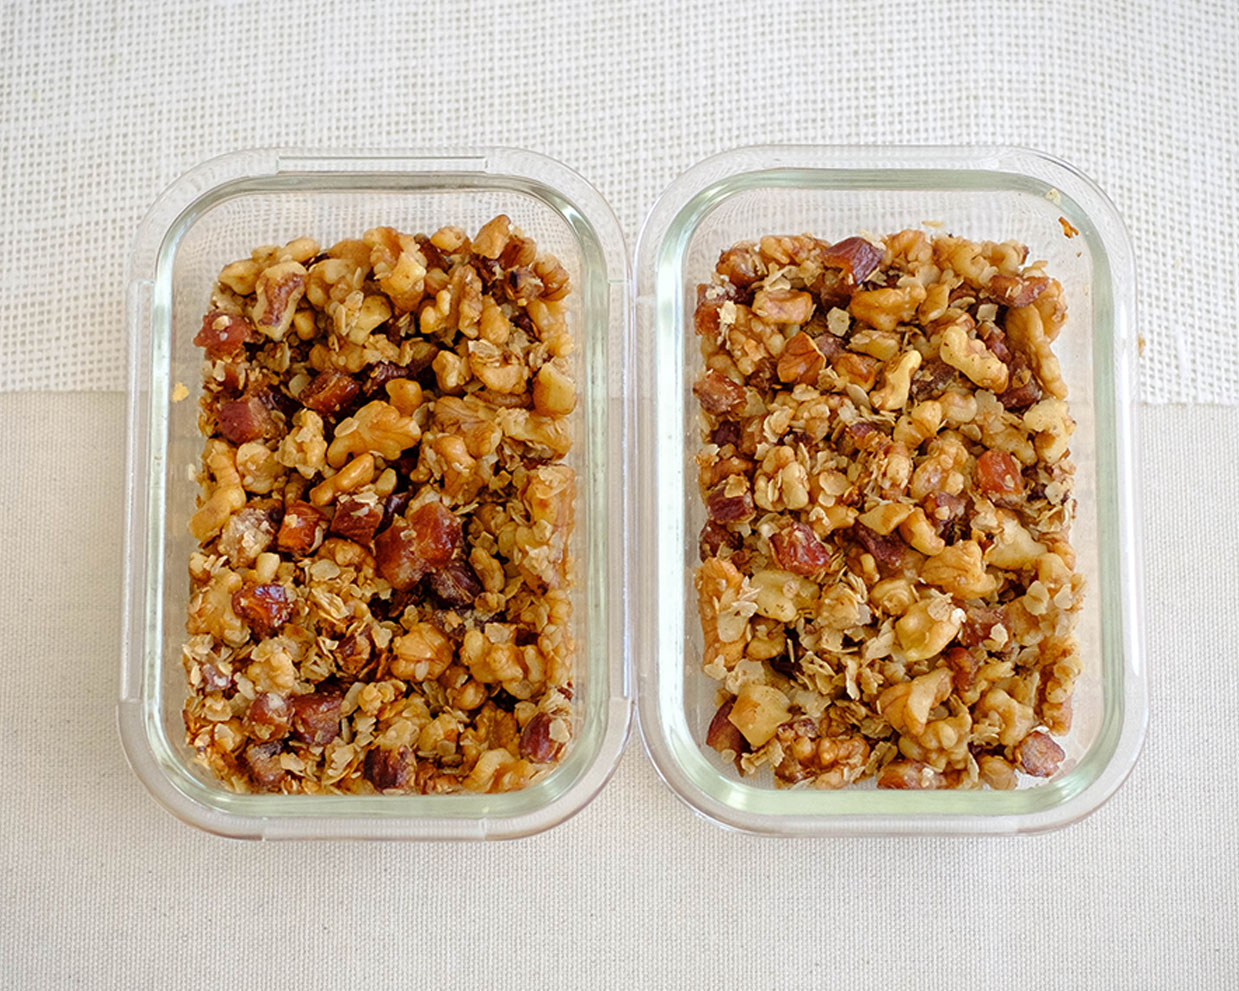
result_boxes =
[3,1,1239,989]
[1,0,1236,401]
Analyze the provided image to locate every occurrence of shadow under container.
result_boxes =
[633,145,1146,835]
[120,150,633,839]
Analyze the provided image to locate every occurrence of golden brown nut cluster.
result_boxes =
[693,230,1082,790]
[182,216,577,795]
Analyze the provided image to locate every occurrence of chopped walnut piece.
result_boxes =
[692,229,1082,790]
[184,216,577,794]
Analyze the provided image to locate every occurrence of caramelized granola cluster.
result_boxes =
[182,216,577,794]
[693,230,1083,790]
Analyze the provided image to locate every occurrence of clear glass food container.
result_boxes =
[633,145,1146,835]
[120,149,633,839]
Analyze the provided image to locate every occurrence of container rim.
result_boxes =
[119,147,634,840]
[632,143,1147,836]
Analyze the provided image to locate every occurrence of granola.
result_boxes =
[182,217,577,794]
[692,230,1083,789]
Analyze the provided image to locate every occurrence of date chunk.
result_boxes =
[195,310,254,360]
[290,690,343,746]
[364,746,414,790]
[243,741,286,789]
[217,395,276,445]
[519,713,565,763]
[770,522,831,575]
[1014,730,1065,777]
[693,371,746,415]
[300,369,360,415]
[428,558,483,606]
[277,501,328,555]
[975,449,1023,495]
[374,502,462,590]
[329,494,383,544]
[232,583,293,637]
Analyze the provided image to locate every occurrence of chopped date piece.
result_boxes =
[705,699,746,757]
[691,231,1081,791]
[975,449,1023,495]
[979,324,1013,365]
[334,630,373,678]
[363,361,418,396]
[988,274,1049,308]
[711,419,742,449]
[199,660,233,693]
[300,369,360,415]
[821,236,883,287]
[232,583,293,638]
[216,395,276,445]
[243,741,286,789]
[519,713,564,764]
[958,605,1007,647]
[923,491,966,529]
[705,483,755,523]
[329,494,384,544]
[379,490,412,532]
[716,243,764,287]
[693,370,746,415]
[943,647,981,694]
[1014,730,1065,777]
[195,310,254,360]
[770,522,831,575]
[290,689,343,746]
[699,520,740,561]
[374,502,463,590]
[694,299,724,338]
[843,420,884,452]
[364,746,414,790]
[276,501,329,555]
[853,522,908,570]
[998,354,1042,410]
[909,357,957,402]
[244,692,292,739]
[427,558,483,606]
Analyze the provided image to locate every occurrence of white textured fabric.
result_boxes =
[0,394,1236,988]
[0,0,1236,400]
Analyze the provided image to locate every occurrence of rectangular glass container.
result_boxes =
[633,145,1146,835]
[120,149,633,839]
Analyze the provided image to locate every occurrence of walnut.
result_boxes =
[878,668,952,737]
[754,445,810,511]
[189,441,246,542]
[364,226,426,312]
[251,261,307,341]
[938,323,1009,392]
[728,682,791,747]
[849,283,927,333]
[870,350,922,411]
[326,400,421,467]
[276,409,327,478]
[1005,303,1067,399]
[235,440,283,494]
[467,339,528,393]
[532,359,576,416]
[895,595,964,662]
[309,453,375,506]
[390,623,454,682]
[919,541,998,598]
